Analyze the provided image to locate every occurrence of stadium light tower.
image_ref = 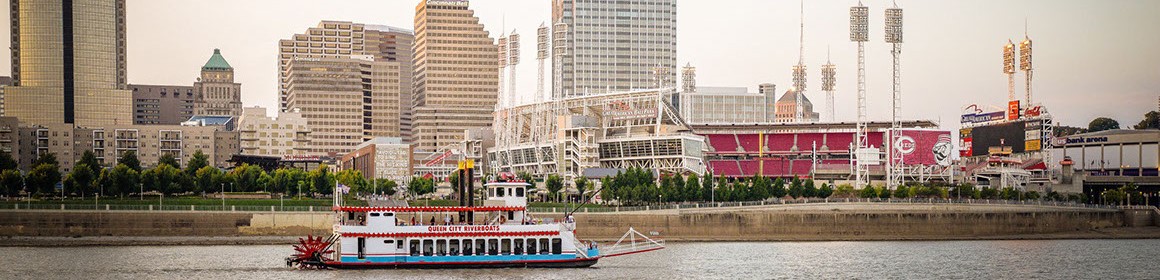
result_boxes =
[849,1,870,190]
[537,23,549,103]
[885,2,904,189]
[793,0,807,123]
[1020,35,1033,105]
[497,35,508,109]
[508,30,521,107]
[1003,40,1017,103]
[821,48,837,122]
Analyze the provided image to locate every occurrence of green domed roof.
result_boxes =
[202,49,233,71]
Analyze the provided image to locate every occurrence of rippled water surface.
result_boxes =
[3,240,1159,279]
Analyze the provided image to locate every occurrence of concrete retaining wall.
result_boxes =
[0,204,1140,241]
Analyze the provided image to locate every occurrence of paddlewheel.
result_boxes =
[286,234,336,269]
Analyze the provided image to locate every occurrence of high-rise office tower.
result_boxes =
[412,0,499,152]
[7,0,131,127]
[284,56,402,156]
[194,49,243,118]
[278,21,414,142]
[551,0,677,98]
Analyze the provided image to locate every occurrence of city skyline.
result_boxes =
[0,0,1157,129]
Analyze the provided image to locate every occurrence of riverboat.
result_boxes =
[287,178,663,269]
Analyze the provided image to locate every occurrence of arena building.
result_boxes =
[488,89,704,182]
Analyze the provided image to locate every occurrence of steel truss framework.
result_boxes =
[488,89,705,181]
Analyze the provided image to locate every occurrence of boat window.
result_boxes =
[496,187,505,197]
[383,239,394,244]
[358,238,366,259]
[501,239,511,255]
[514,239,524,255]
[552,238,562,254]
[516,187,524,197]
[475,239,486,256]
[436,239,447,256]
[507,187,513,196]
[410,240,420,256]
[539,238,550,254]
[384,212,394,217]
[370,212,380,217]
[463,239,474,255]
[488,239,499,255]
[423,239,434,256]
[527,238,538,255]
[449,240,460,256]
[397,239,404,250]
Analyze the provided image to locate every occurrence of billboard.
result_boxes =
[1007,100,1021,120]
[961,111,1005,125]
[964,121,1024,157]
[890,129,954,166]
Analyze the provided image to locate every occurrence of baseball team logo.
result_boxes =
[933,134,953,166]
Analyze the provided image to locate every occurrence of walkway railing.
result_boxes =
[1,198,1152,213]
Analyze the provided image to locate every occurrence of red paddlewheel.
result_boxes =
[287,234,334,269]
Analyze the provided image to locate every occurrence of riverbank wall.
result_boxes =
[0,203,1154,242]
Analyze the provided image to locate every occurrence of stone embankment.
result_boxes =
[1,203,1157,245]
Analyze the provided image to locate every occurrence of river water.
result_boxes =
[3,240,1157,279]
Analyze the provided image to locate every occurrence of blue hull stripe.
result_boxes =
[341,254,581,264]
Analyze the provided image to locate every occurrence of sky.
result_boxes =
[1,0,1158,130]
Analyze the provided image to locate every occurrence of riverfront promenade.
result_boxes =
[2,202,1159,246]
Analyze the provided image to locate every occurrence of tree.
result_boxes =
[68,163,96,196]
[772,178,788,198]
[26,163,62,196]
[0,151,18,171]
[803,179,818,198]
[1053,125,1088,137]
[158,154,181,169]
[1088,117,1120,132]
[1,169,22,196]
[683,174,700,202]
[336,169,368,195]
[817,183,834,198]
[230,164,266,192]
[858,185,878,198]
[78,150,102,175]
[1134,111,1160,130]
[892,185,910,198]
[448,171,460,189]
[107,164,139,197]
[376,179,398,196]
[142,164,184,195]
[195,166,222,194]
[701,172,715,201]
[34,152,58,167]
[185,150,209,175]
[118,151,141,172]
[407,177,435,198]
[309,165,334,196]
[575,178,589,200]
[545,174,564,202]
[833,184,856,198]
[877,186,890,199]
[980,187,999,199]
[788,178,804,199]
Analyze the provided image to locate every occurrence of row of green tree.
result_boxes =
[0,149,407,198]
[595,168,836,205]
[1060,111,1160,137]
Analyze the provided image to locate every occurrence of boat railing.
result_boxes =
[600,227,665,258]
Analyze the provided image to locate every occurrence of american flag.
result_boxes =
[337,183,351,194]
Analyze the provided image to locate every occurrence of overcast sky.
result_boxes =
[1,0,1157,130]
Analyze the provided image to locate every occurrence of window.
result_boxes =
[501,239,511,255]
[423,239,434,256]
[463,239,474,255]
[370,212,380,217]
[410,240,420,256]
[552,238,562,254]
[516,187,524,197]
[357,237,366,259]
[436,239,447,256]
[475,239,486,256]
[449,239,460,256]
[527,238,538,255]
[539,238,550,254]
[487,239,499,255]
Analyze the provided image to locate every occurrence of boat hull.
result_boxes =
[323,258,599,269]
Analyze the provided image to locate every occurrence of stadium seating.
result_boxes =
[791,160,814,175]
[739,160,761,176]
[736,134,762,153]
[708,160,741,177]
[795,133,825,152]
[707,134,740,154]
[825,133,854,151]
[767,134,795,152]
